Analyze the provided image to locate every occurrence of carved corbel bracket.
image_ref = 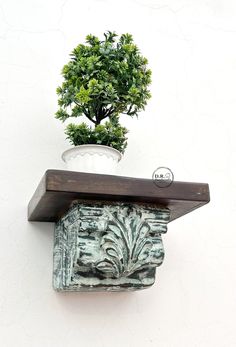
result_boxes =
[53,202,170,291]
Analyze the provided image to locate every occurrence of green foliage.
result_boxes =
[65,116,128,154]
[55,31,152,152]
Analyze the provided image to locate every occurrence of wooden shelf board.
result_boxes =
[28,170,210,223]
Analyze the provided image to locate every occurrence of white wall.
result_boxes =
[0,0,235,346]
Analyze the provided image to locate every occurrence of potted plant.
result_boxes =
[55,31,152,174]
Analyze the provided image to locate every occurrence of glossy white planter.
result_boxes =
[62,144,122,175]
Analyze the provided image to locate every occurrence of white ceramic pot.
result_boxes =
[62,144,122,175]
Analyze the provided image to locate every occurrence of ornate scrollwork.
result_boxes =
[96,206,165,278]
[53,202,170,291]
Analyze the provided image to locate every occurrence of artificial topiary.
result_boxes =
[55,31,152,153]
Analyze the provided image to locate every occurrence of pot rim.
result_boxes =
[62,144,123,162]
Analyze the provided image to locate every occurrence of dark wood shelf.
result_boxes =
[28,170,210,223]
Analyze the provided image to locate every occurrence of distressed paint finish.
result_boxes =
[53,202,170,292]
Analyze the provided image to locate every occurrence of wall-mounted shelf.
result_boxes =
[28,169,210,292]
[28,169,210,223]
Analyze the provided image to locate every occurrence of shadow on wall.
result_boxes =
[54,290,141,317]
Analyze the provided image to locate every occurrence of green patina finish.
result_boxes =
[53,202,170,292]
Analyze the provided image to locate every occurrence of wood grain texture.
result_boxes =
[28,170,210,223]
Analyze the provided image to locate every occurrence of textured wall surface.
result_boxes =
[0,0,236,346]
